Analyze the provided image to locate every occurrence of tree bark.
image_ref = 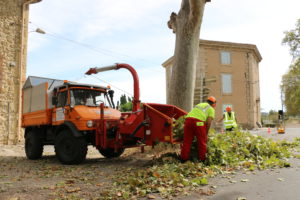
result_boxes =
[167,0,209,111]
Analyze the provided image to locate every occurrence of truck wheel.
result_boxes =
[54,129,87,165]
[25,130,43,160]
[98,148,125,158]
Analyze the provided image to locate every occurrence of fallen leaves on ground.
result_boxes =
[99,121,300,199]
[1,119,300,200]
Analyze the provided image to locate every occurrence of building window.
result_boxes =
[220,51,231,65]
[221,74,232,94]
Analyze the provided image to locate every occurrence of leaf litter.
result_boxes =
[1,117,300,200]
[100,116,300,199]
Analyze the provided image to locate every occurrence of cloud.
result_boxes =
[27,0,300,111]
[75,0,177,39]
[75,66,166,104]
[201,0,300,111]
[28,0,178,54]
[29,0,177,38]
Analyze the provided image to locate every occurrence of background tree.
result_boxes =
[167,0,211,111]
[261,110,280,127]
[281,59,300,116]
[119,94,133,112]
[120,94,128,105]
[282,19,300,59]
[281,19,300,116]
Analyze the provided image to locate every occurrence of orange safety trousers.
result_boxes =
[180,117,207,161]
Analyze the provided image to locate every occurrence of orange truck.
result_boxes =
[22,63,186,164]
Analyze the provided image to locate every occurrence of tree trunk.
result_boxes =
[167,0,209,111]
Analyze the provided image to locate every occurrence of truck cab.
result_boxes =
[52,82,121,130]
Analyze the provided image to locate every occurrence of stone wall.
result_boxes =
[0,0,38,144]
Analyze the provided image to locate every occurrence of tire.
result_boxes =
[54,129,87,165]
[25,130,43,160]
[98,148,125,158]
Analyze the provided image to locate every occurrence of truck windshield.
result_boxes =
[70,89,107,107]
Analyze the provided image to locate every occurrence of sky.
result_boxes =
[27,0,300,112]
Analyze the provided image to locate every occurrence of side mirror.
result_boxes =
[108,90,115,109]
[108,90,114,98]
[52,96,58,105]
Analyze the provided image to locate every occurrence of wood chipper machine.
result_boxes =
[22,63,186,164]
[85,63,187,156]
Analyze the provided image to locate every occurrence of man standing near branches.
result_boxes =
[180,96,216,162]
[218,106,238,132]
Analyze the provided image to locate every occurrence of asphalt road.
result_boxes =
[250,126,300,142]
[203,127,300,200]
[205,159,300,200]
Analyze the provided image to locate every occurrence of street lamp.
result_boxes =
[29,28,46,34]
[35,28,46,34]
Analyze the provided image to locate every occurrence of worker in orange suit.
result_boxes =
[180,96,216,162]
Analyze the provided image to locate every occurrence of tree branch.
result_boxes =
[167,12,178,33]
[189,0,203,19]
[189,0,207,28]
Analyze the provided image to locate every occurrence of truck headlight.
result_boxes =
[86,120,94,128]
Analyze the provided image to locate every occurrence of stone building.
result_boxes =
[0,0,41,144]
[162,39,262,129]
